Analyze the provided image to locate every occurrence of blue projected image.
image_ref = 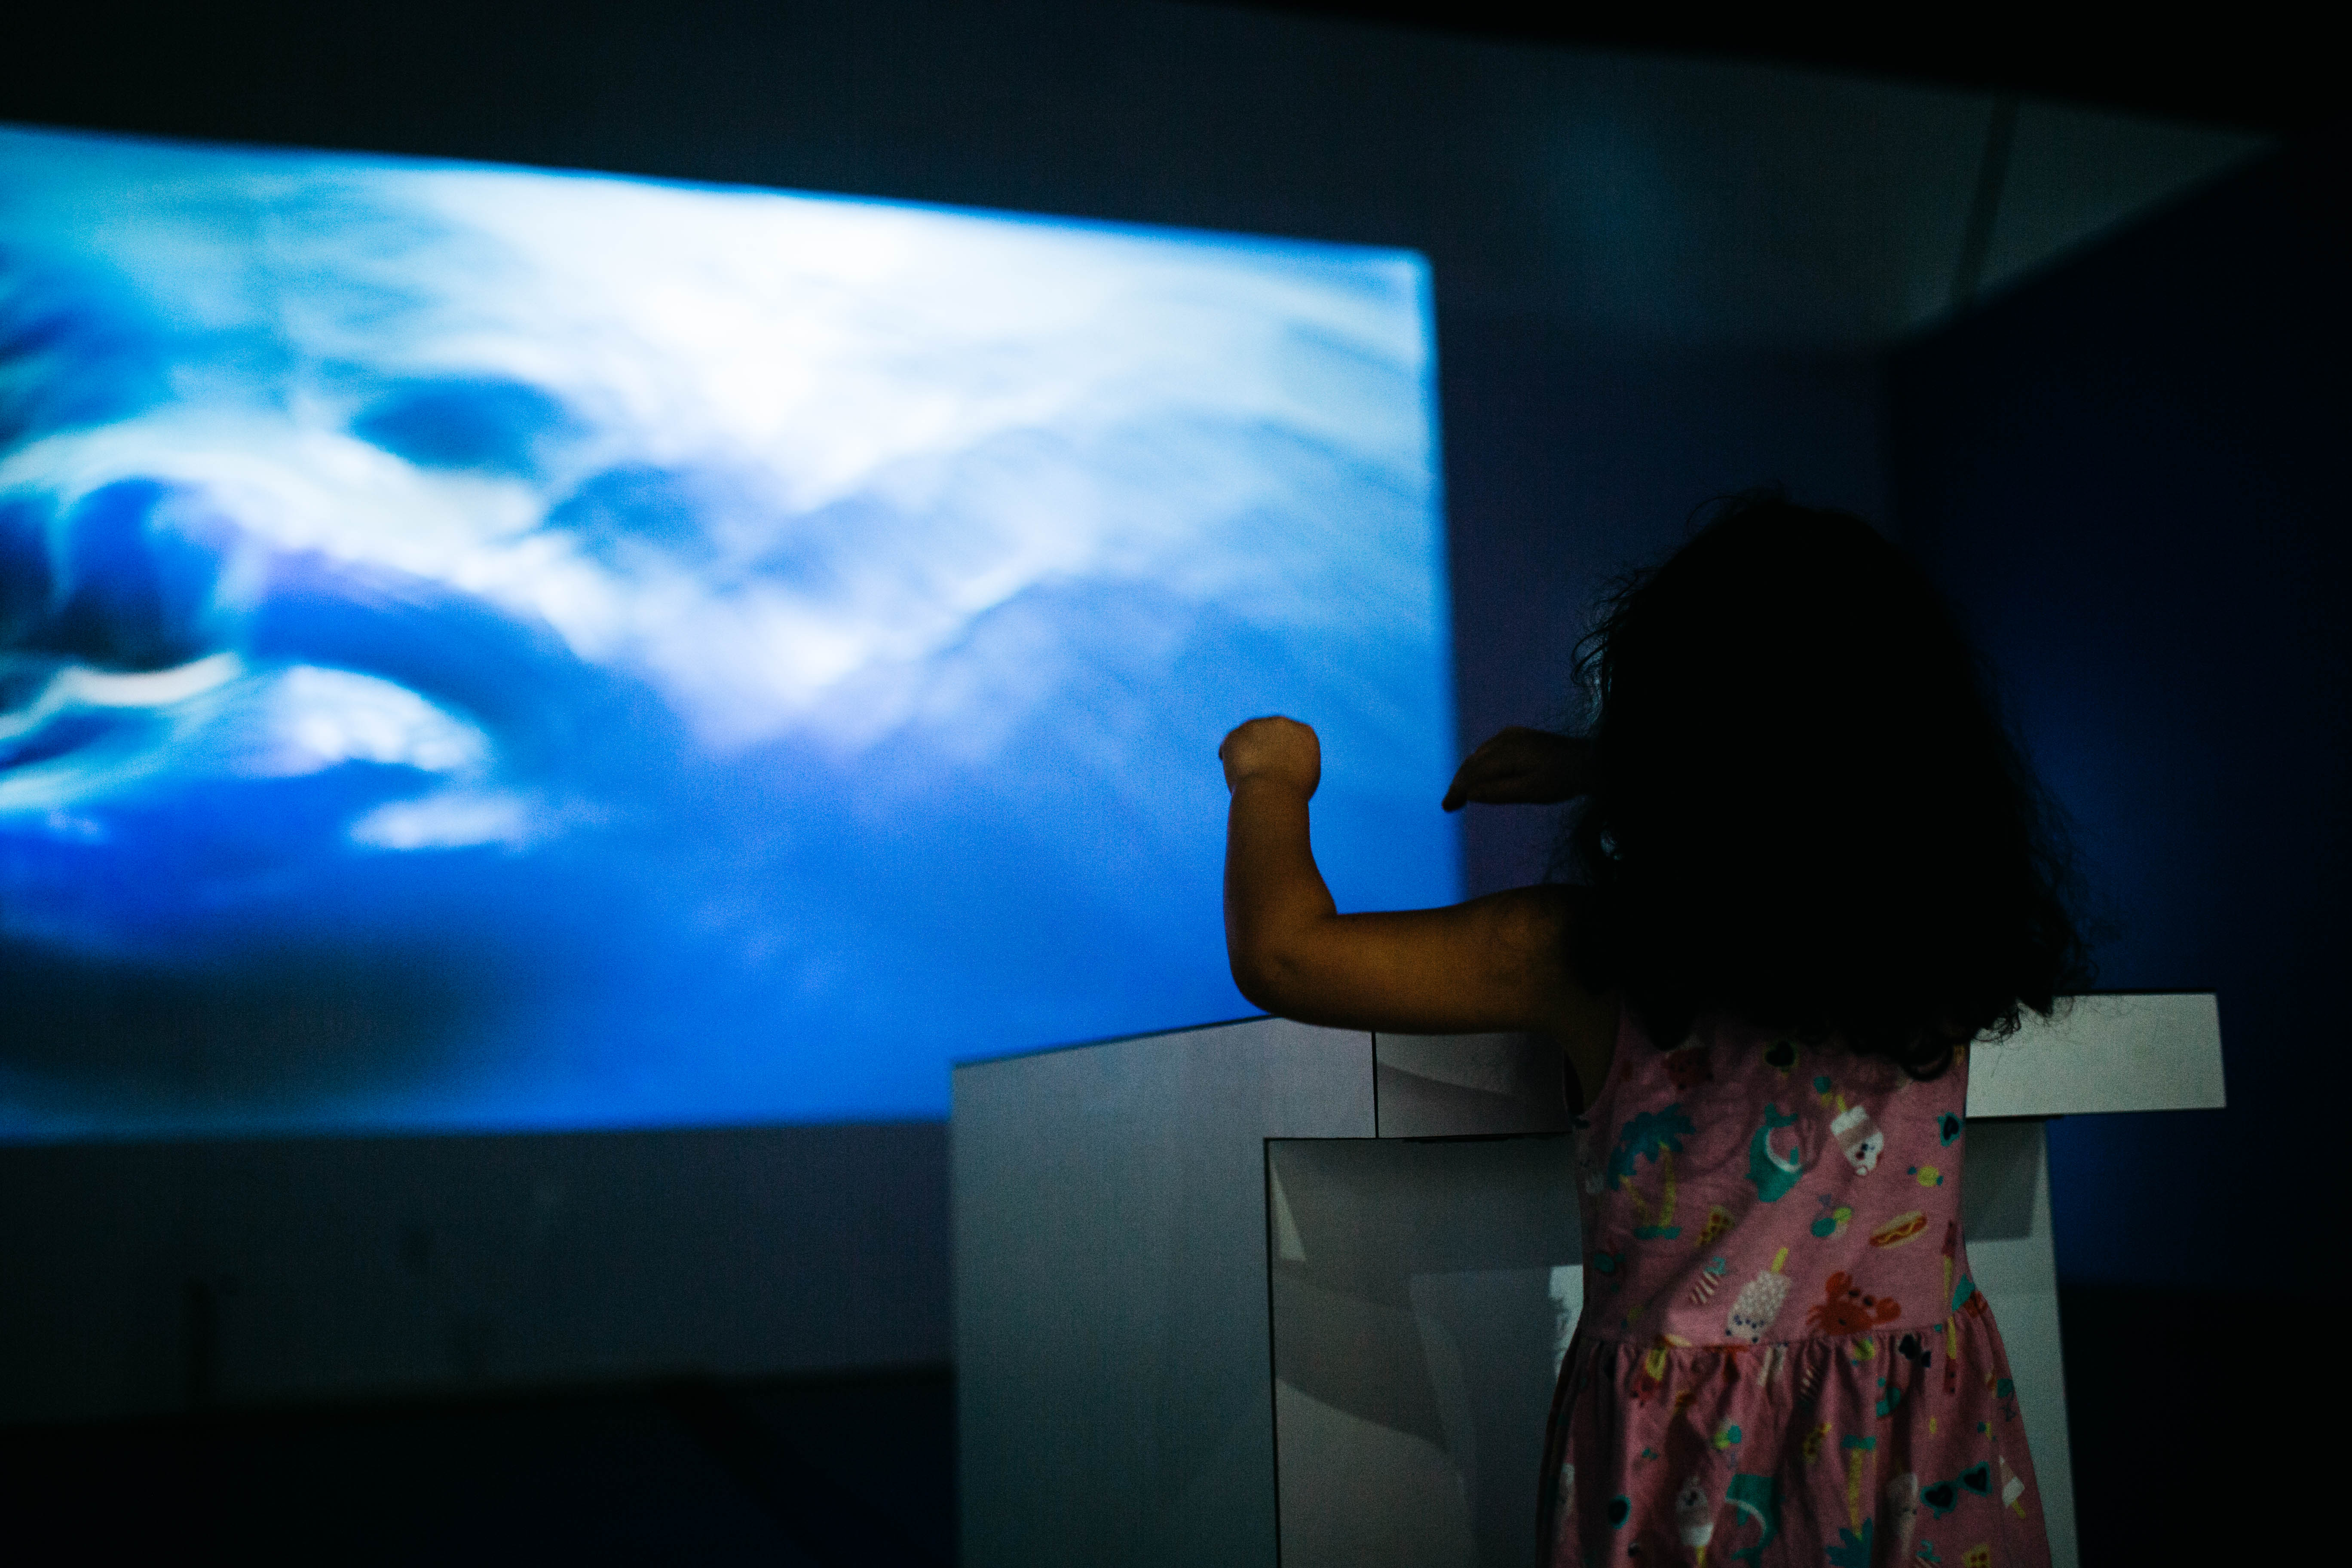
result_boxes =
[0,124,1457,1139]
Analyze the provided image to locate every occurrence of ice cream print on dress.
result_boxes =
[1672,1476,1713,1556]
[1725,1247,1794,1342]
[1811,1074,1885,1175]
[1998,1454,2027,1514]
[1828,1102,1884,1174]
[1886,1470,1921,1561]
[1568,1113,1607,1197]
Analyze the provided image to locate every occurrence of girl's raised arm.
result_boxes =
[1218,716,1616,1088]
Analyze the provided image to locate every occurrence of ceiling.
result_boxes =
[0,0,2287,349]
[1207,4,2340,136]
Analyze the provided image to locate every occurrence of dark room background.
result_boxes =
[3,1,2337,1561]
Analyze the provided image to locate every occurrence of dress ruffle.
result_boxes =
[1543,1311,2047,1566]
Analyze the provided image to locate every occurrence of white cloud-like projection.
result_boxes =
[264,666,489,778]
[349,790,540,852]
[0,124,1456,1138]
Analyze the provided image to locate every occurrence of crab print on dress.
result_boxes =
[1805,1271,1901,1335]
[1539,1009,2050,1567]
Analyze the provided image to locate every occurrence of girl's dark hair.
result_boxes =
[1559,492,2095,1077]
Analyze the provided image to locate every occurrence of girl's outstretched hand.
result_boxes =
[1441,727,1594,812]
[1220,715,1321,796]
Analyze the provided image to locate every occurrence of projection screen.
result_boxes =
[0,124,1458,1139]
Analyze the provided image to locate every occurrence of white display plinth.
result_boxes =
[952,995,2223,1568]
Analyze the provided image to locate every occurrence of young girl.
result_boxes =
[1220,494,2084,1567]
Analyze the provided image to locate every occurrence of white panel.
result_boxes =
[1956,1119,2078,1568]
[953,1002,2161,1567]
[1264,1122,2079,1568]
[1276,1377,1478,1567]
[1968,992,2225,1118]
[1374,1032,1572,1139]
[1380,994,2223,1130]
[1268,1136,1580,1568]
[952,1017,1375,1568]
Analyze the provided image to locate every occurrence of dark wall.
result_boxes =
[1890,133,2349,1290]
[0,1123,949,1421]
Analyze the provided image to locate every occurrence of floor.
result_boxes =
[2058,1284,2272,1564]
[0,1367,954,1565]
[0,1288,2265,1563]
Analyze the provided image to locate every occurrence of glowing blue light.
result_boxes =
[0,124,1456,1139]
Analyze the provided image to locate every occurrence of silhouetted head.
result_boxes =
[1561,492,2094,1076]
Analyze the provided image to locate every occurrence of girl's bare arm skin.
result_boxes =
[1219,716,1619,1104]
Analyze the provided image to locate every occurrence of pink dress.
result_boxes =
[1540,1008,2052,1568]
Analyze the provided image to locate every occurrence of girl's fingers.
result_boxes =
[1446,729,1579,809]
[1445,765,1531,809]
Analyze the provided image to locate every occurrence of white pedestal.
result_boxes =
[952,995,2223,1567]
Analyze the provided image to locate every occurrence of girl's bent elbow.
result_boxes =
[1228,948,1298,1015]
[1228,957,1275,1013]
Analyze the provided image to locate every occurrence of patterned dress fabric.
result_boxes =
[1540,1008,2051,1568]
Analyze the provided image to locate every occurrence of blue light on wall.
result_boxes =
[0,125,1457,1139]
